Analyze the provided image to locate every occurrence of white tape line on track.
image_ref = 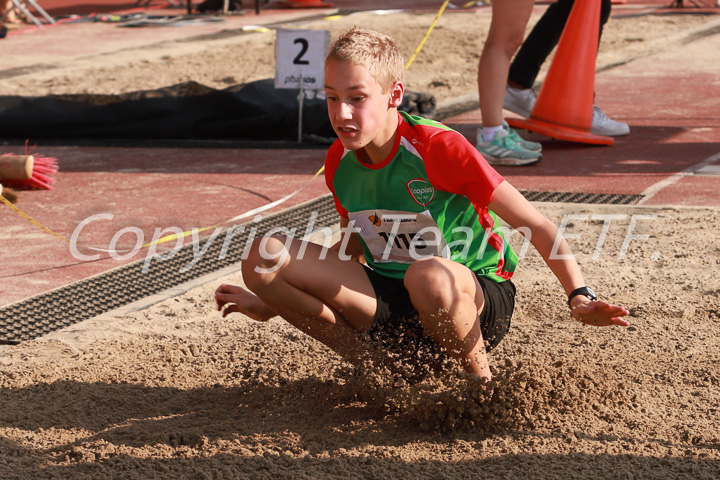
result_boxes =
[637,150,720,205]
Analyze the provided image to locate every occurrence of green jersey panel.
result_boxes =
[325,112,518,282]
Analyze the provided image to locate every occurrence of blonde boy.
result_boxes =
[215,27,629,381]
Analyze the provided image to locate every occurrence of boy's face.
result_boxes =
[324,60,403,156]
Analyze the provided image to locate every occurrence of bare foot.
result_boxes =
[215,283,277,321]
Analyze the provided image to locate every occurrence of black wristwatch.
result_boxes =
[567,286,597,307]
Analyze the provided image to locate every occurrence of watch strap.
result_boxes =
[568,286,597,306]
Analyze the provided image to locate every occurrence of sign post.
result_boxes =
[275,28,331,143]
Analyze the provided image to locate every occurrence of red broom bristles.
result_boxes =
[0,144,58,190]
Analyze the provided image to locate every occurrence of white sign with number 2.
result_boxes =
[274,28,331,90]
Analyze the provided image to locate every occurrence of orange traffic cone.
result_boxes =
[277,0,334,7]
[507,0,613,145]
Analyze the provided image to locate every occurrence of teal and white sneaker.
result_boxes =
[502,120,542,152]
[476,130,542,166]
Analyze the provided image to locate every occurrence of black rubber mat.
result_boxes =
[0,195,337,345]
[0,190,643,345]
[520,191,643,205]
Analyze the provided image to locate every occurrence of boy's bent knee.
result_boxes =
[405,257,445,285]
[404,259,456,308]
[242,235,291,287]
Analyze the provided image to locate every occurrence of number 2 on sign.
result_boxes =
[293,38,309,65]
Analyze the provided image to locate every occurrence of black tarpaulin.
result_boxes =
[0,79,436,143]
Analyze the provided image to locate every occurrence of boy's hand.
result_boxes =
[570,300,630,327]
[214,283,276,322]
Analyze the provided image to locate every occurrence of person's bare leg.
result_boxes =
[478,0,536,130]
[239,235,378,365]
[1,0,19,23]
[404,257,491,380]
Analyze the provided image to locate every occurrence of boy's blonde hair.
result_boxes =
[325,26,405,93]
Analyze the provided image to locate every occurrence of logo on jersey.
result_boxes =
[368,212,382,226]
[406,179,435,207]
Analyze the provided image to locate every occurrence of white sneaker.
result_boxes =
[591,106,630,136]
[505,85,630,137]
[503,86,537,118]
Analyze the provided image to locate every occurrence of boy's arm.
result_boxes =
[488,181,629,327]
[331,216,366,264]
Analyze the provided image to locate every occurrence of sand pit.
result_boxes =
[1,8,719,479]
[0,9,716,108]
[1,204,719,478]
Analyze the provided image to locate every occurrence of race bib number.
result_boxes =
[348,209,448,264]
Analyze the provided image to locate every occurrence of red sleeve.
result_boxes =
[423,129,504,207]
[324,140,349,218]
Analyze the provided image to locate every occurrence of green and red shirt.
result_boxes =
[325,111,517,282]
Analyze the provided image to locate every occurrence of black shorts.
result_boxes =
[362,265,515,382]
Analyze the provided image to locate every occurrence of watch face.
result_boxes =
[568,286,597,305]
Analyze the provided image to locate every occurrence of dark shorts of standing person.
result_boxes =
[361,264,516,383]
